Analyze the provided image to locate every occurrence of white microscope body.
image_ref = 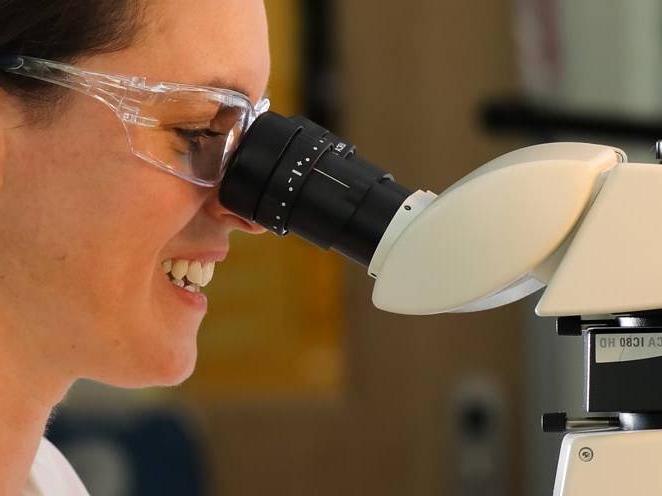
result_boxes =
[367,142,662,495]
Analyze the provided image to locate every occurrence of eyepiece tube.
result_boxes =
[219,112,412,267]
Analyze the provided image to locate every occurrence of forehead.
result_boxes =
[85,0,270,103]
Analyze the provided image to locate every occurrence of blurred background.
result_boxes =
[47,0,662,494]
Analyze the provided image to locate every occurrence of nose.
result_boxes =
[203,186,267,234]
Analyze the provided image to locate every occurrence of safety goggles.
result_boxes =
[0,55,270,187]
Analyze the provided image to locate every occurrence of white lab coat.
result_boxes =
[22,438,89,496]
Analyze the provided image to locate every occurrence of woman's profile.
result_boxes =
[0,1,271,493]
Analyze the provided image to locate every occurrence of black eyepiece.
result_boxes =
[219,112,412,267]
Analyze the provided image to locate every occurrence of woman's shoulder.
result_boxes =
[23,437,89,496]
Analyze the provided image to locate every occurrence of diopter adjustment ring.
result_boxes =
[255,133,334,235]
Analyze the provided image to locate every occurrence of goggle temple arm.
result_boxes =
[0,55,22,70]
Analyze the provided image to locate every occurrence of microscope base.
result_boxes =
[554,429,662,495]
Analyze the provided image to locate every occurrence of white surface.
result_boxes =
[22,437,89,496]
[595,333,662,363]
[537,163,662,315]
[371,143,621,314]
[368,190,437,278]
[554,430,662,495]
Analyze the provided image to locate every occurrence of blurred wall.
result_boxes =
[335,1,528,495]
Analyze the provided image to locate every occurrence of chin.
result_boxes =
[155,356,197,387]
[102,340,198,389]
[147,344,198,387]
[135,308,202,387]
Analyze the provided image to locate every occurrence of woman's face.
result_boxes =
[0,0,270,387]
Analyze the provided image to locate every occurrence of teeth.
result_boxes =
[161,259,172,273]
[171,259,189,280]
[162,258,218,289]
[187,261,203,285]
[202,261,215,286]
[184,284,200,293]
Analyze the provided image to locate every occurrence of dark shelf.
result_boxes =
[480,98,662,143]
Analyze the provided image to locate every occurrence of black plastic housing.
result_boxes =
[219,112,412,267]
[587,327,662,413]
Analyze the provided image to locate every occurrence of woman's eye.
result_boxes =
[172,128,227,153]
[174,128,223,144]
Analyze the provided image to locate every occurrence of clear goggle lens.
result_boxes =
[122,89,252,186]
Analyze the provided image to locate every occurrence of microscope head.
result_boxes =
[371,142,630,316]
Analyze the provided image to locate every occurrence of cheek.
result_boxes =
[5,113,205,383]
[35,103,201,242]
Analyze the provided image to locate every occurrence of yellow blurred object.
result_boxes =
[183,0,345,400]
[262,0,301,115]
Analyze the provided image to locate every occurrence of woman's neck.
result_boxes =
[0,324,72,495]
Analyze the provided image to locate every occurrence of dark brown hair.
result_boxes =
[0,0,144,123]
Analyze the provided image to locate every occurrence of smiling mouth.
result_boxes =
[162,259,216,293]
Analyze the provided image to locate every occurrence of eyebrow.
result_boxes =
[198,74,272,103]
[199,77,253,98]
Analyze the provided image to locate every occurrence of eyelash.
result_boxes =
[174,128,223,143]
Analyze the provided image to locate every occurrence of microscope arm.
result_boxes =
[369,142,662,317]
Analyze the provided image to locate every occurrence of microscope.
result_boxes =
[218,111,662,495]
